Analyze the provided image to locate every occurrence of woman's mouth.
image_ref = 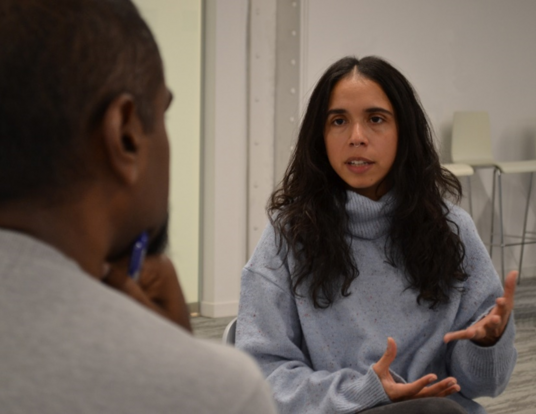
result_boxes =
[345,158,374,174]
[347,160,372,166]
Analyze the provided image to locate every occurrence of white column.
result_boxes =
[201,0,249,317]
[201,0,302,317]
[247,0,277,256]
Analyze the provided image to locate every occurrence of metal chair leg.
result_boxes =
[489,168,497,258]
[466,176,473,218]
[518,172,533,284]
[498,170,505,281]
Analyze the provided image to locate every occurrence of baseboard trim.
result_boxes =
[200,300,239,318]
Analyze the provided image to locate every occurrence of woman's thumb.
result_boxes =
[374,337,397,374]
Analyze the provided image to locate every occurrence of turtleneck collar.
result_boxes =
[345,190,395,240]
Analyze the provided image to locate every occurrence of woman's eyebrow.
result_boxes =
[326,108,347,116]
[365,107,393,116]
[327,107,394,117]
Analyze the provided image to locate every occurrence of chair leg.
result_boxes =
[518,172,533,284]
[489,168,497,258]
[498,171,505,281]
[466,176,473,218]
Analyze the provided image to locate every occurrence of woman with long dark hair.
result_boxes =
[236,56,517,414]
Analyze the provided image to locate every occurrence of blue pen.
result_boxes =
[128,232,149,281]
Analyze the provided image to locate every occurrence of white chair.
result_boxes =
[442,163,475,216]
[451,111,536,281]
[222,317,237,345]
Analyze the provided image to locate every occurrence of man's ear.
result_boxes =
[100,93,146,186]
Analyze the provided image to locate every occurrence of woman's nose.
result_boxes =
[349,123,368,147]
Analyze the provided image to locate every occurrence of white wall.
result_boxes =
[201,0,250,317]
[302,0,536,276]
[134,0,202,304]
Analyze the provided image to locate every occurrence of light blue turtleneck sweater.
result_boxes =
[236,191,516,414]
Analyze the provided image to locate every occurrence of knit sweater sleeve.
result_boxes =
[236,224,391,414]
[445,206,517,399]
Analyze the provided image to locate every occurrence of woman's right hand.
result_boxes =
[373,337,460,401]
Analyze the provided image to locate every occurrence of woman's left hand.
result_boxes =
[444,270,517,347]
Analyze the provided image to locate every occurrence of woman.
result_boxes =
[236,56,517,414]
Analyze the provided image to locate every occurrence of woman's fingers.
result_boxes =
[392,375,437,400]
[501,271,517,313]
[373,337,397,376]
[373,337,460,402]
[415,377,460,398]
[444,270,518,346]
[444,326,476,343]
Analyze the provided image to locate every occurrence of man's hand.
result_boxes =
[444,270,517,347]
[373,337,460,402]
[103,254,192,332]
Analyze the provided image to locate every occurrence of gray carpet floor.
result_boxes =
[192,277,536,413]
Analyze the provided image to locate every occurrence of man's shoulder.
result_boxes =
[0,230,276,414]
[95,313,276,414]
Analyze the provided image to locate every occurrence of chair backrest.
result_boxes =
[451,111,494,165]
[222,317,237,345]
[442,163,474,177]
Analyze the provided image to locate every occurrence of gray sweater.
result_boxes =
[0,228,277,414]
[236,191,516,414]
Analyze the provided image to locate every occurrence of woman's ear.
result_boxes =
[99,93,146,186]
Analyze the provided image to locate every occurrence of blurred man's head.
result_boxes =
[0,0,172,264]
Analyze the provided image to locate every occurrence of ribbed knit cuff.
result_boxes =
[455,313,516,379]
[337,366,391,413]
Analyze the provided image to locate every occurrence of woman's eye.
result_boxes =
[332,118,345,126]
[370,116,384,124]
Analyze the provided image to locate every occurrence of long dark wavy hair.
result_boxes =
[268,56,468,309]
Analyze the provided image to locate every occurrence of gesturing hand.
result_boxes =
[373,337,460,402]
[444,270,517,347]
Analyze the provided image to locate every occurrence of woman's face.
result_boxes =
[324,73,398,201]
